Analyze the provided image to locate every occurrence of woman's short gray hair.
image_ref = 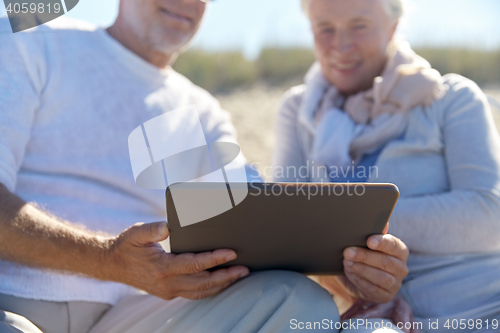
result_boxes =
[301,0,406,21]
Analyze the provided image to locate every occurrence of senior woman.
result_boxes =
[273,0,500,331]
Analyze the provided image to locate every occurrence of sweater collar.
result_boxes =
[95,27,172,83]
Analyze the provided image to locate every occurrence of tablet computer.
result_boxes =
[166,182,399,275]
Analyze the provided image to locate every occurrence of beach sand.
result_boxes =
[217,85,288,179]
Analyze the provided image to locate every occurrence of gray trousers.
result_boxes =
[0,271,402,333]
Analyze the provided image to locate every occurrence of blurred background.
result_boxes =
[2,0,499,170]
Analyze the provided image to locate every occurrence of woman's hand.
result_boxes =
[341,296,421,333]
[338,232,409,303]
[317,224,409,304]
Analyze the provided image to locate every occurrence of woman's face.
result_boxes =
[308,0,398,96]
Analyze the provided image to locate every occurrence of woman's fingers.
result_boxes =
[382,222,389,235]
[341,234,410,303]
[367,234,410,262]
[343,269,394,303]
[344,260,401,299]
[343,246,408,280]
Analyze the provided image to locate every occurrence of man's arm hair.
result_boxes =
[0,183,114,281]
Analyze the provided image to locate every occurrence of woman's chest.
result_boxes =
[368,107,449,197]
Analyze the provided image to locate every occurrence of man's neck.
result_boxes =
[106,20,173,69]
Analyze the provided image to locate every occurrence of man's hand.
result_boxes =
[106,222,250,300]
[0,185,248,300]
[317,227,409,304]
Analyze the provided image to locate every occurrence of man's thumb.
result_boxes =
[128,222,170,245]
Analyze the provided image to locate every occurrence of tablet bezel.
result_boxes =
[166,182,399,275]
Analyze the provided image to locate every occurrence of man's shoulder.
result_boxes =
[43,16,98,32]
[0,15,11,32]
[0,15,99,54]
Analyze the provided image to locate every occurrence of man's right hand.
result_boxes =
[105,222,249,300]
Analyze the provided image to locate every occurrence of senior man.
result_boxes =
[0,0,410,332]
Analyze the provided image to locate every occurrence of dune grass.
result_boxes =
[172,47,500,94]
[416,47,500,87]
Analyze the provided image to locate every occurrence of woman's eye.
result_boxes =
[354,24,367,30]
[321,28,335,34]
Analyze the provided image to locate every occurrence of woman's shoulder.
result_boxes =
[441,73,485,99]
[427,73,490,122]
[278,84,307,116]
[438,73,487,108]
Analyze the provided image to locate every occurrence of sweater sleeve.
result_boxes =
[389,77,500,255]
[0,20,44,192]
[272,86,309,182]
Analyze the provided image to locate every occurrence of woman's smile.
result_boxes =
[331,60,363,73]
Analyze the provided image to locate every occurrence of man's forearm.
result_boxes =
[0,184,114,281]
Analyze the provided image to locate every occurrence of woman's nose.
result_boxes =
[331,30,354,54]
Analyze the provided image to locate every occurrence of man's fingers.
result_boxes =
[125,222,170,246]
[166,249,240,275]
[344,246,408,280]
[171,266,249,299]
[179,282,232,300]
[366,234,409,262]
[176,266,249,292]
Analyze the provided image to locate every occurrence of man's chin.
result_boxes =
[149,31,193,55]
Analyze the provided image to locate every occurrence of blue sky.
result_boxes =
[1,0,499,58]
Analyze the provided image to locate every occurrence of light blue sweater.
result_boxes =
[0,17,243,305]
[273,74,500,327]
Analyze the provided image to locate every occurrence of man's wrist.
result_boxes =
[87,235,122,282]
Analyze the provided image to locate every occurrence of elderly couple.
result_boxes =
[1,0,500,332]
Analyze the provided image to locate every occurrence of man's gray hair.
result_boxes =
[301,0,406,21]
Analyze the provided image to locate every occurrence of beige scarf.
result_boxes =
[300,41,447,169]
